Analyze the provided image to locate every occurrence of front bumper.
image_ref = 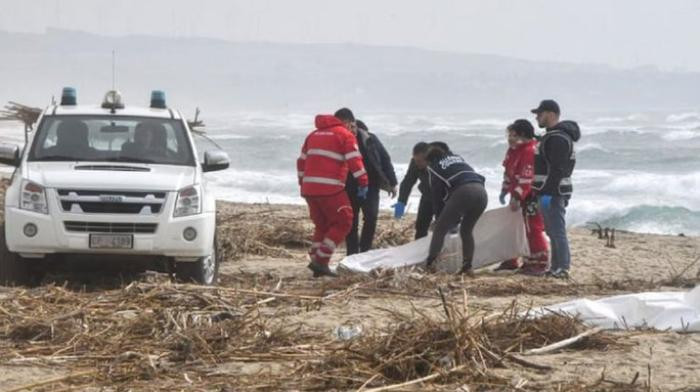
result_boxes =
[5,207,215,259]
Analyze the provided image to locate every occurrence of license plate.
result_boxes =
[89,234,133,249]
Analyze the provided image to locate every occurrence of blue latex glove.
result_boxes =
[357,186,369,200]
[392,202,406,219]
[540,195,552,210]
[499,191,508,205]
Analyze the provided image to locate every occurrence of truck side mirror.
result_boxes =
[0,143,20,167]
[202,150,230,172]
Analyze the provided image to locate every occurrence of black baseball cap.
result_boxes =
[531,99,560,115]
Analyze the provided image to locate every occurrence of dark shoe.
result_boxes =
[307,261,337,278]
[519,263,548,277]
[459,266,475,277]
[545,269,558,277]
[495,259,521,272]
[551,269,570,280]
[424,257,437,273]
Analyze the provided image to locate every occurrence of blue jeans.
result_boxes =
[539,195,571,271]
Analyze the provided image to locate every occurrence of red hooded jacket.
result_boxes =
[297,115,369,197]
[502,140,537,201]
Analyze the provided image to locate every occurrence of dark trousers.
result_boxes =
[346,187,380,255]
[415,195,434,239]
[428,183,488,268]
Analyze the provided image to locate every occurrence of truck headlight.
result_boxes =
[174,185,201,217]
[20,180,48,214]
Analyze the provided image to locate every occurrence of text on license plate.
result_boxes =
[89,234,133,249]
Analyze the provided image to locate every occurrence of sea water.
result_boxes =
[1,110,699,236]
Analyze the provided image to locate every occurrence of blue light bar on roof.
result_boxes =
[150,90,166,109]
[60,87,77,106]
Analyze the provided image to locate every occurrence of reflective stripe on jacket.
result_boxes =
[297,115,369,197]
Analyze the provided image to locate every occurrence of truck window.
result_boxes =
[28,116,195,166]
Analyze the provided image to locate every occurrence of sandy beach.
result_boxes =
[0,196,699,391]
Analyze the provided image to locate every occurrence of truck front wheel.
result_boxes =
[175,235,219,285]
[0,224,33,286]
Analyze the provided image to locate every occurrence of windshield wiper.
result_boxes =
[104,156,156,164]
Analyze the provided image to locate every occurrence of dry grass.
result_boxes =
[0,276,636,391]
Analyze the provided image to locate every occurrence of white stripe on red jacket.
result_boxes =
[297,115,369,197]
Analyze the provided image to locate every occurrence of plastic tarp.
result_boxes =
[337,207,530,274]
[535,286,700,332]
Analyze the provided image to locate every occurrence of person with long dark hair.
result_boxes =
[425,143,487,274]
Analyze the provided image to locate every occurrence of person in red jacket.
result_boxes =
[297,114,369,277]
[495,119,549,275]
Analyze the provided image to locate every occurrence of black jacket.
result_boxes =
[398,158,431,204]
[346,129,397,193]
[428,153,485,216]
[533,121,581,196]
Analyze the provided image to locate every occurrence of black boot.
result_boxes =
[460,261,474,277]
[425,257,437,273]
[307,261,338,278]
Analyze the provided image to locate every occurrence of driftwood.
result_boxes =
[524,326,605,355]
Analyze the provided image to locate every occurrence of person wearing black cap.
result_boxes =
[335,108,398,255]
[531,100,581,279]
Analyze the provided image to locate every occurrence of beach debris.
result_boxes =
[332,324,363,340]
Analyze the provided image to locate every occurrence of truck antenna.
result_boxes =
[111,49,116,91]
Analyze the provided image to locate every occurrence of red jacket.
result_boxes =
[502,140,537,201]
[297,115,369,197]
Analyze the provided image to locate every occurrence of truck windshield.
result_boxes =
[28,116,196,166]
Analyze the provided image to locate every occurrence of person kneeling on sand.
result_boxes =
[425,143,487,275]
[494,119,550,275]
[297,113,370,278]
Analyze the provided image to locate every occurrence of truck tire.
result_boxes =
[0,224,31,286]
[175,235,219,285]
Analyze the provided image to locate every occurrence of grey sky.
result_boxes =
[1,0,699,71]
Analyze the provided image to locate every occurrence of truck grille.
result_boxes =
[64,221,158,234]
[57,189,167,215]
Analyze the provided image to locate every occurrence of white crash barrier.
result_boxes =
[535,286,700,332]
[338,207,530,274]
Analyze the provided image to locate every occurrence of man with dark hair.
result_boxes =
[395,142,433,239]
[531,100,581,279]
[343,117,398,255]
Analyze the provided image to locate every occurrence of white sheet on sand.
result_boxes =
[337,207,530,274]
[534,286,700,332]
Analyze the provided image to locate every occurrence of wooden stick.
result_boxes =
[362,365,467,392]
[524,327,604,355]
[4,369,96,392]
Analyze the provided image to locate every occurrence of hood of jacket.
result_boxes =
[315,114,345,130]
[549,120,581,142]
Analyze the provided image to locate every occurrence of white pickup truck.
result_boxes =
[0,88,230,285]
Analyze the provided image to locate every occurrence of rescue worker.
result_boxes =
[297,113,369,277]
[338,112,398,255]
[394,142,432,239]
[495,119,549,275]
[531,100,581,279]
[425,143,487,275]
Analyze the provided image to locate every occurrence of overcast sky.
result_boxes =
[2,0,699,71]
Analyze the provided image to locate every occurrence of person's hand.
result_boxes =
[387,186,397,199]
[540,195,552,210]
[499,190,508,205]
[509,197,520,212]
[357,186,369,200]
[392,201,406,219]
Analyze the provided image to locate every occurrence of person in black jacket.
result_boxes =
[394,142,433,239]
[340,114,398,255]
[425,143,487,275]
[531,100,581,279]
